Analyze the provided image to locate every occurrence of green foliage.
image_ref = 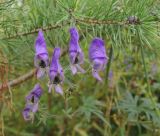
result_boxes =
[0,0,160,136]
[79,96,109,126]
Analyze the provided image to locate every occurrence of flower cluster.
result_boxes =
[22,27,108,121]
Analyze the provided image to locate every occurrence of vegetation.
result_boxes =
[0,0,160,136]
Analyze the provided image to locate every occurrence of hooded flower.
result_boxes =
[69,27,85,75]
[25,84,43,116]
[34,30,49,79]
[89,38,108,82]
[49,47,64,95]
[23,84,43,121]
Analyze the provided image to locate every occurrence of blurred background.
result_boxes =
[0,0,160,136]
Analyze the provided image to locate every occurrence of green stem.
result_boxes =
[105,46,113,84]
[140,46,151,95]
[104,46,113,136]
[140,45,160,116]
[63,94,68,136]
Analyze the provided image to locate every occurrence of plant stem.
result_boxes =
[104,46,113,136]
[63,94,68,136]
[105,46,113,85]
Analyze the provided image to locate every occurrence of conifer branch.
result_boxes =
[76,18,126,25]
[1,20,70,40]
[75,16,141,25]
[1,15,141,40]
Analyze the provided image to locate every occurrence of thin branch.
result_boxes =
[0,69,36,91]
[76,17,126,25]
[0,48,68,91]
[1,20,70,40]
[1,15,141,40]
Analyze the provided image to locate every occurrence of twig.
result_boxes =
[1,20,70,40]
[1,15,141,40]
[76,17,126,25]
[0,69,36,91]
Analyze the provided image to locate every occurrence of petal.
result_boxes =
[22,105,32,121]
[71,65,77,75]
[49,68,57,81]
[76,64,85,73]
[34,55,49,69]
[92,59,104,71]
[92,69,102,82]
[32,103,39,113]
[37,68,45,79]
[77,51,84,64]
[23,111,31,121]
[69,28,79,51]
[33,84,43,97]
[52,47,61,60]
[69,52,77,64]
[54,85,63,95]
[35,30,48,55]
[26,84,43,104]
[89,38,107,61]
[36,52,48,60]
[49,48,62,80]
[69,27,79,40]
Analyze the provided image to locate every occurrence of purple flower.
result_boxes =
[49,47,64,95]
[26,84,43,104]
[34,30,49,79]
[89,38,108,82]
[22,104,38,121]
[23,84,42,121]
[69,27,85,75]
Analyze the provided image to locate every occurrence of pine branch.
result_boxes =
[1,15,141,40]
[75,16,141,25]
[0,47,68,91]
[1,20,70,40]
[76,18,126,25]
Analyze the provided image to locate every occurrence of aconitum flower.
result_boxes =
[23,84,43,121]
[34,30,49,79]
[69,27,85,75]
[89,38,108,82]
[49,47,64,95]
